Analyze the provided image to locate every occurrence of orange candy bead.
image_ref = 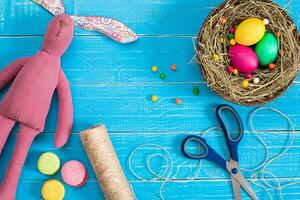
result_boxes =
[220,17,227,25]
[269,63,276,70]
[171,64,177,71]
[175,98,182,105]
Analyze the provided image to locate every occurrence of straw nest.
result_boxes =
[198,0,300,105]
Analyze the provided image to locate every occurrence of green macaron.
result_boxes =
[38,152,60,176]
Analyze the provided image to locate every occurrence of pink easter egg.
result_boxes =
[229,44,258,74]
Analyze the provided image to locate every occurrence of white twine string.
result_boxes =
[128,127,221,199]
[128,107,298,200]
[239,106,297,200]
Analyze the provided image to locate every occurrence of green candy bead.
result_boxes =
[254,32,278,66]
[160,73,166,80]
[193,87,200,95]
[227,33,234,40]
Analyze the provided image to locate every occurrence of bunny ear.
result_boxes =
[71,15,138,43]
[32,0,65,16]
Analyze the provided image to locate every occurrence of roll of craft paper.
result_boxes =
[80,125,135,200]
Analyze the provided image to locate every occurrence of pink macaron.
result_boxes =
[61,160,87,187]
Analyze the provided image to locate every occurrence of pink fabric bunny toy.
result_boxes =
[0,14,74,200]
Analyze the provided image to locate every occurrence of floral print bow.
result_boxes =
[33,0,138,43]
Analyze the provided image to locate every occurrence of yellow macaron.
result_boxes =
[42,179,65,200]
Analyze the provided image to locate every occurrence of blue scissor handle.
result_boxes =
[181,135,227,170]
[216,104,244,162]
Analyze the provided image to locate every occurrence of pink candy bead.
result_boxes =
[246,74,252,79]
[227,66,234,74]
[229,27,236,33]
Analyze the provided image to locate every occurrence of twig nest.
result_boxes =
[197,0,300,105]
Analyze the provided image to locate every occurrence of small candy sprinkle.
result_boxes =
[242,80,249,88]
[227,33,234,40]
[213,54,219,61]
[193,87,200,95]
[263,19,269,25]
[227,66,234,74]
[246,74,252,79]
[175,99,182,105]
[269,63,276,70]
[151,66,158,72]
[229,27,236,33]
[253,77,260,84]
[230,39,236,46]
[276,31,280,38]
[151,95,158,102]
[220,17,227,25]
[160,73,166,80]
[219,37,224,44]
[171,64,177,71]
[233,69,239,75]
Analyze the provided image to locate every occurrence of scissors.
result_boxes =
[181,104,258,200]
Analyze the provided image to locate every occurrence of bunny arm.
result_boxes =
[54,69,73,148]
[0,57,31,91]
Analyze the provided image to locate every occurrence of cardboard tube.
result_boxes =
[80,125,135,200]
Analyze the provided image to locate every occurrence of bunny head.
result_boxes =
[33,0,137,44]
[42,14,74,56]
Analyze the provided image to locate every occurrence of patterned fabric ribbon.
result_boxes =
[33,0,138,43]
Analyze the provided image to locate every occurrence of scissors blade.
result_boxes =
[227,162,258,200]
[229,160,241,200]
[231,176,241,200]
[232,172,258,200]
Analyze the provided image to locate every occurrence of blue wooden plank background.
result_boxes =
[0,0,299,199]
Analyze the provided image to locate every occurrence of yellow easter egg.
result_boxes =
[235,18,266,46]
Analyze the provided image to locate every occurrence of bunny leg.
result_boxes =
[0,123,39,200]
[0,114,16,154]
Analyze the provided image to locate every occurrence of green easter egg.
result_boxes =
[254,32,278,66]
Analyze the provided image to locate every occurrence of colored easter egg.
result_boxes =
[235,18,266,46]
[254,33,278,66]
[229,45,258,74]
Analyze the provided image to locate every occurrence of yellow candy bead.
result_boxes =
[213,54,219,61]
[151,66,158,72]
[151,95,158,102]
[230,39,236,46]
[242,80,250,88]
[233,69,238,75]
[42,179,65,200]
[219,37,224,44]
